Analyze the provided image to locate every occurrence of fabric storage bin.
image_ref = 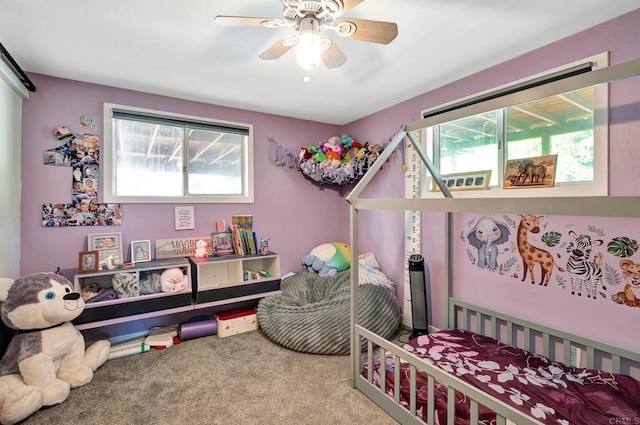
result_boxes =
[215,307,258,337]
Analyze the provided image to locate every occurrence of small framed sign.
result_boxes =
[175,206,195,230]
[432,170,492,192]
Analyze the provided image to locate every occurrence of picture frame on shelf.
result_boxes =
[87,232,123,268]
[504,154,557,189]
[131,240,151,264]
[432,170,492,192]
[78,250,99,273]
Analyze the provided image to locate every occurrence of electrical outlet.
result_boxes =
[570,346,582,367]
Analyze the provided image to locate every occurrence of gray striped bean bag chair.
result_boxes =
[257,270,400,355]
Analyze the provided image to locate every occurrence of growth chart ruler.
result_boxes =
[402,130,423,328]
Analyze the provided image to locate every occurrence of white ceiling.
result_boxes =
[1,1,638,125]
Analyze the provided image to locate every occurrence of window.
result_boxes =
[425,53,608,197]
[103,103,254,203]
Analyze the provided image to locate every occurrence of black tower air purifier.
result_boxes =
[408,254,428,338]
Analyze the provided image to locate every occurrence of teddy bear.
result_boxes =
[302,242,351,277]
[0,273,110,424]
[194,239,208,258]
[611,259,640,307]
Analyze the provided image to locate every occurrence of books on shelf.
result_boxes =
[243,269,271,281]
[218,215,259,256]
[230,224,259,256]
[232,215,253,232]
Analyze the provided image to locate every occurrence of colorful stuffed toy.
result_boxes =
[302,242,351,277]
[0,273,110,425]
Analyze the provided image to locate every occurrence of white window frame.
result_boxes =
[421,52,609,199]
[103,103,254,204]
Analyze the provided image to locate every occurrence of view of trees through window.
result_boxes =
[435,87,594,187]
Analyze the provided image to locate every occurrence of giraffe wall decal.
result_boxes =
[517,214,565,285]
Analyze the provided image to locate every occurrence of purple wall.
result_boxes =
[343,9,640,351]
[21,75,345,277]
[19,9,640,349]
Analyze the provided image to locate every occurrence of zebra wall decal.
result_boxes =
[566,230,605,299]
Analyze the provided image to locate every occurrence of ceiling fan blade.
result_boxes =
[337,0,366,16]
[259,38,295,60]
[214,15,283,28]
[321,38,347,69]
[335,18,398,44]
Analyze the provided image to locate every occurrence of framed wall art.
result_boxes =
[78,250,99,273]
[175,206,195,230]
[504,154,557,189]
[432,170,492,192]
[87,232,123,267]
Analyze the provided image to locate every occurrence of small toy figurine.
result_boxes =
[194,240,208,258]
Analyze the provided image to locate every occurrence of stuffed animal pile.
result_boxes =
[298,134,384,185]
[0,273,110,424]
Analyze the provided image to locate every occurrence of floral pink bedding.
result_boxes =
[362,329,640,425]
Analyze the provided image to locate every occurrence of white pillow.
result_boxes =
[357,252,394,289]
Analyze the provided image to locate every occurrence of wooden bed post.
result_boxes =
[349,201,359,386]
[348,128,408,387]
[347,127,452,385]
[445,212,454,329]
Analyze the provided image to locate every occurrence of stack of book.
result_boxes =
[212,215,261,256]
[230,215,257,256]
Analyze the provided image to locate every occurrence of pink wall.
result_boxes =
[21,74,346,277]
[344,9,640,351]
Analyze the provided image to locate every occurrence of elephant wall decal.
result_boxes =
[467,217,511,271]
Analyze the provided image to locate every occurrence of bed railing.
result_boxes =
[354,323,544,425]
[354,298,640,425]
[449,298,640,375]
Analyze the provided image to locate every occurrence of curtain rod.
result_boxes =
[0,42,36,92]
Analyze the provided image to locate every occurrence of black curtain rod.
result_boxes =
[0,42,36,92]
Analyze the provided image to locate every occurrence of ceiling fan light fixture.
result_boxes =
[297,16,321,69]
[219,0,396,70]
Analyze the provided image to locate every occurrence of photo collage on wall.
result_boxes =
[42,124,121,227]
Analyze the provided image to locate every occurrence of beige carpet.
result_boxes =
[22,330,398,425]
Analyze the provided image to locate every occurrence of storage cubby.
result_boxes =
[190,253,281,307]
[73,258,192,329]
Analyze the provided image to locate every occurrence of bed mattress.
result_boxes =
[363,329,640,425]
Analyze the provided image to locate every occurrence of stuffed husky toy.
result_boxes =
[0,273,110,424]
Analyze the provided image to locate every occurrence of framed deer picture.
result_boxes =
[504,154,557,189]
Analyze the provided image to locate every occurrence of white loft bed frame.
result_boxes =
[346,57,640,425]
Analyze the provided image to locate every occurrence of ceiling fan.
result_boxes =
[214,0,398,70]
